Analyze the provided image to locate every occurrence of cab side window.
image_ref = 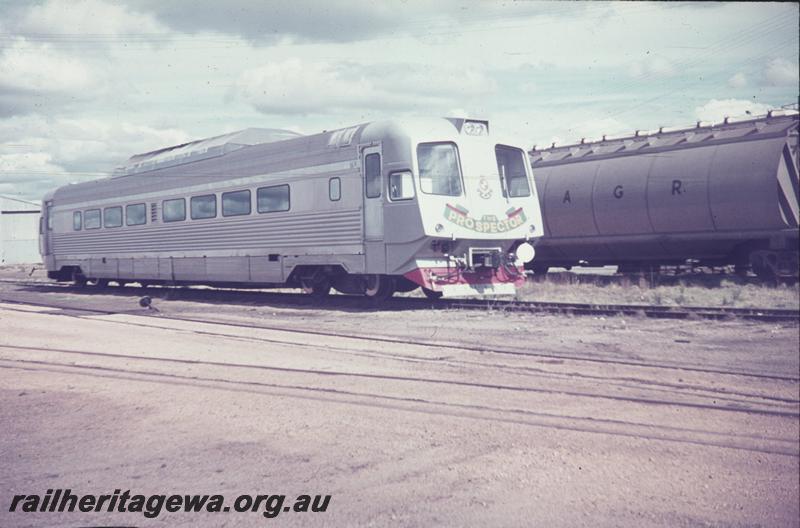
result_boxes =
[365,153,381,198]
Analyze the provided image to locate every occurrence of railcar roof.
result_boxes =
[116,127,303,176]
[49,117,485,205]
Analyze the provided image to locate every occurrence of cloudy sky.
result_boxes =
[0,0,797,201]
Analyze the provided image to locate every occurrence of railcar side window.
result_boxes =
[191,194,217,220]
[417,143,463,196]
[365,153,381,198]
[73,211,82,231]
[222,190,251,217]
[84,209,101,229]
[495,145,531,197]
[389,171,415,201]
[257,185,290,213]
[126,203,147,226]
[163,198,186,222]
[104,206,122,228]
[329,178,341,201]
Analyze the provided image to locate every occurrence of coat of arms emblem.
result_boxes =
[477,176,492,199]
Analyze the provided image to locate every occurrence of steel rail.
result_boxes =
[0,278,797,322]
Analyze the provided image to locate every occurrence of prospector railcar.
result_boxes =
[40,118,542,299]
[527,110,799,278]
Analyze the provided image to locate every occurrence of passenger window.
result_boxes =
[257,185,290,213]
[365,153,381,198]
[329,178,341,201]
[191,194,217,219]
[84,209,101,229]
[162,198,186,222]
[104,206,122,228]
[389,171,415,200]
[222,190,251,217]
[126,203,146,226]
[73,211,82,231]
[495,145,531,197]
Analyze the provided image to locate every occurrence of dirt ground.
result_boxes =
[0,276,798,527]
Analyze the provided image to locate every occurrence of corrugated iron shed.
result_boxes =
[1,195,41,265]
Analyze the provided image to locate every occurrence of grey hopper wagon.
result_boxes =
[527,110,799,278]
[39,118,543,298]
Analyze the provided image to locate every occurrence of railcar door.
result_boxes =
[362,145,386,271]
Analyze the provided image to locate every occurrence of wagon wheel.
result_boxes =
[530,264,550,275]
[750,253,778,280]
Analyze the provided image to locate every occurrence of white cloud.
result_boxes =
[0,116,190,200]
[0,150,70,199]
[763,58,799,87]
[628,55,676,79]
[0,0,170,117]
[0,39,97,116]
[17,0,167,38]
[727,72,747,88]
[232,58,495,115]
[694,98,773,122]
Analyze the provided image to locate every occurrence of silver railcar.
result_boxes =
[40,118,542,298]
[527,111,799,277]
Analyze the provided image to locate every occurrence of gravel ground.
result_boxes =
[0,277,798,527]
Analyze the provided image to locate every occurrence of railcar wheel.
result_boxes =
[421,287,443,300]
[71,269,87,287]
[301,277,332,298]
[90,278,109,288]
[363,275,395,301]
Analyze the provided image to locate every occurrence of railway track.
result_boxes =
[1,278,798,323]
[0,305,797,457]
[445,298,800,322]
[0,284,798,382]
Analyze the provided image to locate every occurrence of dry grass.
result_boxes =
[516,279,800,309]
[3,264,797,310]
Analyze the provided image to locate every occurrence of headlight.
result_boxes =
[514,242,535,264]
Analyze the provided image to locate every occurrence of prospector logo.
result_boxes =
[444,204,526,233]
